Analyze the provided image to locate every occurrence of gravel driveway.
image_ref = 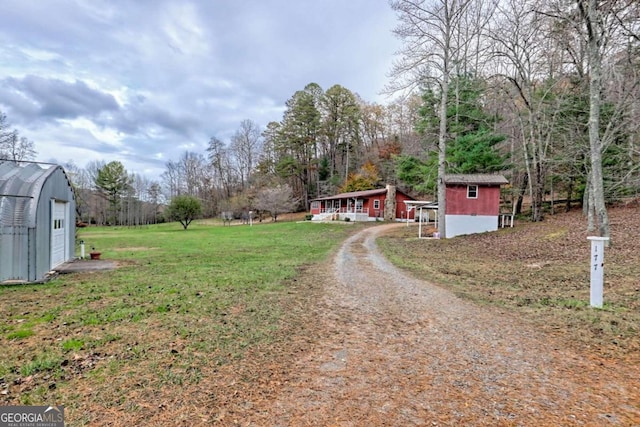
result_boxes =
[265,223,639,426]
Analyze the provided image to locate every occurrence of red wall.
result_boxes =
[445,185,501,216]
[363,196,385,218]
[310,202,322,215]
[310,191,414,219]
[395,192,415,219]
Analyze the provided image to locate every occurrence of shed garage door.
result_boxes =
[51,201,67,268]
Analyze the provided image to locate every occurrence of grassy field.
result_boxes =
[1,207,638,424]
[0,219,363,424]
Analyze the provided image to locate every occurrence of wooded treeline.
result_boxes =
[5,0,637,231]
[150,0,636,229]
[388,0,639,238]
[57,94,425,226]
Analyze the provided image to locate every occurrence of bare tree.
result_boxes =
[128,173,151,225]
[0,117,36,162]
[230,119,262,189]
[84,160,108,225]
[6,133,37,162]
[578,0,612,239]
[255,184,299,222]
[207,136,235,198]
[539,0,640,239]
[63,160,93,223]
[390,0,479,237]
[487,0,562,222]
[0,112,13,159]
[177,151,207,197]
[147,181,163,223]
[383,96,423,156]
[161,159,181,199]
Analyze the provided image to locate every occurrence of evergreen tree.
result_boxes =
[402,75,506,194]
[276,83,323,207]
[95,161,131,225]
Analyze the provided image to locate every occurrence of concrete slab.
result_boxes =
[1,260,117,285]
[54,259,117,274]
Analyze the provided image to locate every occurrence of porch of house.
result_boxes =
[311,206,373,222]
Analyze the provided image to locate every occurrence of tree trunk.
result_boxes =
[438,73,449,238]
[585,0,611,242]
[532,160,545,221]
[515,173,528,215]
[565,176,574,212]
[587,177,596,231]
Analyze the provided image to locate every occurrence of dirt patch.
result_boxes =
[111,247,157,252]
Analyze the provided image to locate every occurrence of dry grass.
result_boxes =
[378,205,640,362]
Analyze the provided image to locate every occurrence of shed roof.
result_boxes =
[444,174,508,185]
[0,162,69,227]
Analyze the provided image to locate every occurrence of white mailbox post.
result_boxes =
[587,236,609,308]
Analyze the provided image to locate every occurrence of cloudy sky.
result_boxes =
[0,0,400,180]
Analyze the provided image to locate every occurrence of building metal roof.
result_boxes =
[444,174,509,185]
[404,200,438,209]
[0,162,67,227]
[311,188,389,201]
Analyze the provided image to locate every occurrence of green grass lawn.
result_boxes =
[0,220,361,422]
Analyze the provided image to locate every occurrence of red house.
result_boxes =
[310,185,415,221]
[444,174,508,238]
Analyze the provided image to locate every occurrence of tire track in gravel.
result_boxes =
[266,224,639,426]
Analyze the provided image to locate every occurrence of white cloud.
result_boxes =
[0,0,401,180]
[160,3,210,57]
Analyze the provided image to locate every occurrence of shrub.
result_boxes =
[167,195,202,230]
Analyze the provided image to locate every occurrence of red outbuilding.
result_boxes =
[444,174,509,238]
[310,185,414,221]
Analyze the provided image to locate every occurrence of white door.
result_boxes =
[51,201,67,268]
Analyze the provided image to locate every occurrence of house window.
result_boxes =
[467,185,478,199]
[373,199,380,210]
[311,201,319,209]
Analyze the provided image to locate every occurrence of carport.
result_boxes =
[404,200,439,238]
